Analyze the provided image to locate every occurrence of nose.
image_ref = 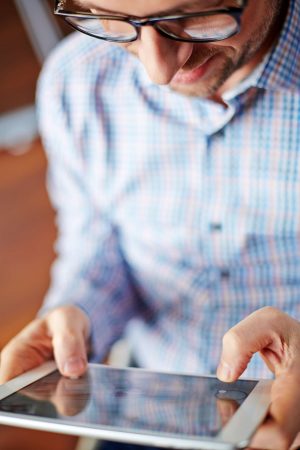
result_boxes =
[135,27,194,85]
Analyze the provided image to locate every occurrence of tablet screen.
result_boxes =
[0,365,257,438]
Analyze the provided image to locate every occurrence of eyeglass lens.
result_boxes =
[157,15,238,40]
[66,17,138,40]
[65,13,238,42]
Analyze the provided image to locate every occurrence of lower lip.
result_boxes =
[171,57,214,85]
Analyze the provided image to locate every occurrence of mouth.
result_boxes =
[171,54,216,85]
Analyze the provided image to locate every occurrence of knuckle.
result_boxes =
[222,328,244,353]
[259,306,282,320]
[47,305,84,324]
[47,306,90,339]
[257,306,290,332]
[47,305,71,319]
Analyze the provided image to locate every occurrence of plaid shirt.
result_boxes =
[38,0,300,378]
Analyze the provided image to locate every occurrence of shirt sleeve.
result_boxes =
[36,41,139,363]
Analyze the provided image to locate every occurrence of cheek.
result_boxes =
[209,30,257,63]
[215,3,274,57]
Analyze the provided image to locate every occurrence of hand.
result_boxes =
[248,371,300,450]
[0,305,90,383]
[217,306,300,449]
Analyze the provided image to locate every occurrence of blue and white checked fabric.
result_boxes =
[38,0,300,378]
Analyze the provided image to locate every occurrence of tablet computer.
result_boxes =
[0,361,272,450]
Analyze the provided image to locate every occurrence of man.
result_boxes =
[1,0,300,443]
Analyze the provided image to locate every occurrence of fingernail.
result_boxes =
[217,361,233,382]
[63,357,86,377]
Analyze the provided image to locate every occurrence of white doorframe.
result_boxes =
[14,0,63,63]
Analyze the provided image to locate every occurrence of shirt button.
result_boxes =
[220,269,230,279]
[210,223,223,232]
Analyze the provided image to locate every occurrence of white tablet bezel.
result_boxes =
[0,362,272,450]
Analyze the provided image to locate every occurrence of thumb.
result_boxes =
[46,306,90,378]
[217,307,291,382]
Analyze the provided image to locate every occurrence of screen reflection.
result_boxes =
[0,365,257,438]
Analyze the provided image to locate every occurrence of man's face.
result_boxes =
[78,0,285,97]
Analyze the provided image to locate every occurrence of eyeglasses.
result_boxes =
[54,0,247,44]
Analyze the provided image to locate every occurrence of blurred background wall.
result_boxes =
[0,1,78,448]
[0,0,68,147]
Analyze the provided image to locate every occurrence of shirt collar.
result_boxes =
[257,0,300,91]
[222,53,268,102]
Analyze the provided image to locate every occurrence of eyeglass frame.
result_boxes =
[54,0,248,44]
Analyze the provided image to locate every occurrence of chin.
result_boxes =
[170,79,221,98]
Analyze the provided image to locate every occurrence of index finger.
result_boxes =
[217,307,297,382]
